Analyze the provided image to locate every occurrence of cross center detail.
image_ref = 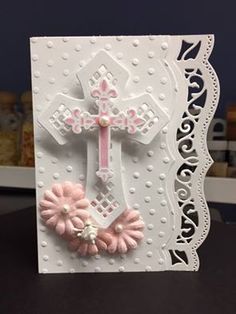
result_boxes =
[65,79,145,182]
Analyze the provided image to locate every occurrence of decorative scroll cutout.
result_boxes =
[169,250,189,265]
[171,36,219,269]
[177,40,202,61]
[175,66,206,245]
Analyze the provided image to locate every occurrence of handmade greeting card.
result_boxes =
[30,35,219,273]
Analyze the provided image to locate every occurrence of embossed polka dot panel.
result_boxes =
[31,35,219,273]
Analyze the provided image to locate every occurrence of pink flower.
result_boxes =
[68,228,111,256]
[39,182,90,236]
[105,209,145,254]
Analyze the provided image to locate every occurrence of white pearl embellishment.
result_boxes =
[99,116,110,127]
[115,224,123,233]
[62,204,70,214]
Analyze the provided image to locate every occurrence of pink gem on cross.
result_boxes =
[65,79,145,183]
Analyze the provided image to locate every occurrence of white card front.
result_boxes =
[30,35,219,273]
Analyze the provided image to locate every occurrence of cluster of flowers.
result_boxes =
[39,182,145,256]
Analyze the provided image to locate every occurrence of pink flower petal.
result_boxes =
[107,237,118,253]
[75,199,90,209]
[71,216,84,229]
[39,200,56,210]
[125,230,144,240]
[52,183,63,197]
[118,208,129,220]
[96,238,107,251]
[73,209,90,221]
[88,244,98,255]
[98,231,113,245]
[68,210,79,218]
[117,237,128,254]
[46,215,59,227]
[55,219,66,235]
[40,209,57,219]
[69,238,80,251]
[126,220,145,230]
[125,210,140,222]
[71,188,84,201]
[122,233,138,249]
[65,219,74,235]
[78,242,88,256]
[63,232,74,242]
[63,182,73,197]
[44,190,59,204]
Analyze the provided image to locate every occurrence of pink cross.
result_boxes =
[65,79,145,182]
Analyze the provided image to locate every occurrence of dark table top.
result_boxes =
[0,207,235,314]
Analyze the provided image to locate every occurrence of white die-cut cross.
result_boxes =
[65,79,145,182]
[38,50,169,227]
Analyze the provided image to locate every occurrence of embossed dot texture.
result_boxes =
[30,35,217,273]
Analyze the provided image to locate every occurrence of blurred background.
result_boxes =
[0,0,235,221]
